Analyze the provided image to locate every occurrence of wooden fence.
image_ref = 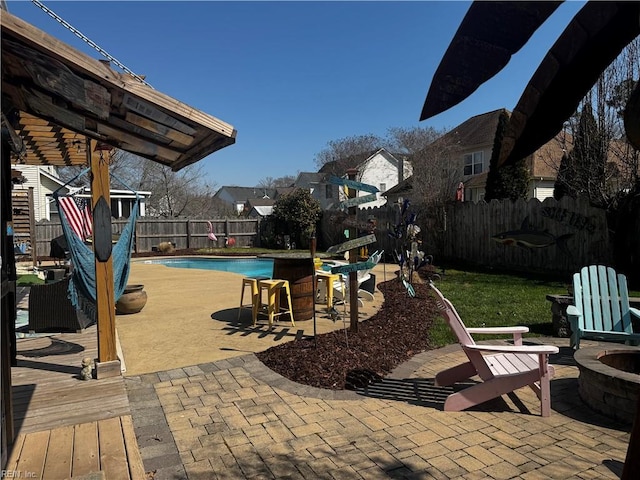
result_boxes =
[32,197,621,279]
[319,196,612,277]
[440,197,611,276]
[34,217,261,258]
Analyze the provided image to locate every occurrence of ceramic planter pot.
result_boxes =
[116,284,147,314]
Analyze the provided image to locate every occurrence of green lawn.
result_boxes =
[426,268,640,347]
[16,274,44,286]
[427,269,569,347]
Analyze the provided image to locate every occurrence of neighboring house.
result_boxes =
[10,164,150,221]
[213,186,277,214]
[354,148,412,208]
[381,176,413,206]
[383,109,569,204]
[293,172,336,210]
[244,198,275,218]
[313,149,412,210]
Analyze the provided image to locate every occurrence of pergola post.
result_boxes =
[88,138,120,378]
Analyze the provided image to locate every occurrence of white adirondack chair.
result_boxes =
[429,282,559,417]
[567,265,640,350]
[332,250,383,306]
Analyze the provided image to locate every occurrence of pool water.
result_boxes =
[141,257,274,278]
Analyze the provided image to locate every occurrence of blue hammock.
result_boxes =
[53,170,139,320]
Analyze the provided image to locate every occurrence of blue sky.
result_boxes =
[7,1,586,188]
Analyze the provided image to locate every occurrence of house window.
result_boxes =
[463,152,483,175]
[379,183,386,193]
[325,184,332,199]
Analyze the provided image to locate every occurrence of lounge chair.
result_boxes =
[567,265,640,349]
[429,282,559,417]
[28,276,94,333]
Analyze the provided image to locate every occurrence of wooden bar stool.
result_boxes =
[257,279,295,327]
[238,276,268,323]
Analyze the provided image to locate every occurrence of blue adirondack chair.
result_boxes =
[567,265,640,349]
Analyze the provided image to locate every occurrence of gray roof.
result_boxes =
[214,186,276,202]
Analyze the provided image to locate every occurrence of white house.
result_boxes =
[11,164,150,221]
[354,148,412,208]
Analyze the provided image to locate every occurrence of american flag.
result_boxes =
[58,196,93,240]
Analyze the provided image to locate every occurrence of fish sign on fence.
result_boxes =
[328,176,379,194]
[339,193,378,210]
[330,260,375,275]
[326,234,377,254]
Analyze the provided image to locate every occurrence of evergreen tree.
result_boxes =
[553,152,576,200]
[485,110,530,201]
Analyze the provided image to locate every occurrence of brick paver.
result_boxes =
[126,337,632,479]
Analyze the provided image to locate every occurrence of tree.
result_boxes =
[270,188,321,249]
[552,38,640,211]
[386,125,443,155]
[140,162,219,218]
[256,175,296,189]
[485,110,530,201]
[314,134,383,174]
[408,128,462,255]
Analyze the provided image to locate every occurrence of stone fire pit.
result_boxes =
[574,345,640,424]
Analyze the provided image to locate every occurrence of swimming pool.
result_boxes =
[141,257,274,278]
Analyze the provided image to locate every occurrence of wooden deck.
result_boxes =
[7,325,146,479]
[6,415,146,480]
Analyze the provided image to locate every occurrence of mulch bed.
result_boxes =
[256,278,438,390]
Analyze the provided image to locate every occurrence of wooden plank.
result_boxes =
[16,429,49,479]
[327,176,379,193]
[72,422,100,477]
[98,417,129,480]
[97,123,181,161]
[122,93,196,135]
[339,193,377,210]
[5,432,26,472]
[330,261,375,275]
[42,425,73,480]
[125,111,194,146]
[340,216,377,232]
[121,415,146,480]
[327,234,376,254]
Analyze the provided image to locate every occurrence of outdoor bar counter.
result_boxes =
[260,252,318,321]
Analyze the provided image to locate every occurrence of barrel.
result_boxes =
[272,256,315,321]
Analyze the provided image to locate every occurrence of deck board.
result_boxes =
[42,425,73,480]
[98,417,130,480]
[16,430,49,478]
[71,421,99,478]
[12,326,130,434]
[8,324,145,479]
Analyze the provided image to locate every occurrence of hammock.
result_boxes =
[53,167,139,320]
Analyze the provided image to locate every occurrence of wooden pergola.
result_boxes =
[1,9,236,459]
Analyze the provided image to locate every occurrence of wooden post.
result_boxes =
[89,139,121,378]
[28,187,36,269]
[346,168,359,333]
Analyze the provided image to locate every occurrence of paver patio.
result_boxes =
[118,259,632,479]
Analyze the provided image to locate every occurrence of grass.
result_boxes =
[16,274,44,286]
[425,268,569,347]
[425,267,640,347]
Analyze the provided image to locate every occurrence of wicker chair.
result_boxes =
[28,276,94,333]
